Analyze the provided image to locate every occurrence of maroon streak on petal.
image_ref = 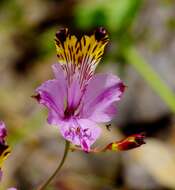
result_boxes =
[31,94,41,102]
[119,82,126,94]
[82,73,125,123]
[55,28,68,44]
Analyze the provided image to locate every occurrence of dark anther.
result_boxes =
[95,27,107,41]
[56,28,68,43]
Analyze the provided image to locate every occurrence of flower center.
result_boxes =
[64,106,75,119]
[65,126,93,144]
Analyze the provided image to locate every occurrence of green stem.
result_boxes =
[37,140,70,190]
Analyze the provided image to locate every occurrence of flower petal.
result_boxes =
[77,119,101,152]
[52,63,66,83]
[55,27,109,83]
[0,121,10,181]
[36,79,67,125]
[67,73,82,110]
[0,121,7,141]
[59,119,101,152]
[82,73,125,123]
[53,64,83,111]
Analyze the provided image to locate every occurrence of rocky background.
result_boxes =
[0,0,175,189]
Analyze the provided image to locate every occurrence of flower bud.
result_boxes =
[105,133,146,151]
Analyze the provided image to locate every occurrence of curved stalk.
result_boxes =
[37,140,70,190]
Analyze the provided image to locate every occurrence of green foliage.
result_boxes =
[0,0,24,27]
[38,27,56,58]
[75,0,142,32]
[75,0,175,113]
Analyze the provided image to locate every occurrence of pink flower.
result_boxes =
[34,28,125,152]
[0,121,10,180]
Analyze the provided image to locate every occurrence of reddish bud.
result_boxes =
[105,133,146,151]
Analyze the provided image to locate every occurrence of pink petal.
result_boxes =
[67,73,82,110]
[59,119,101,152]
[53,64,82,111]
[36,79,67,125]
[82,73,125,123]
[0,121,7,140]
[77,119,101,151]
[52,63,66,83]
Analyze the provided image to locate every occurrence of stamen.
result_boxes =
[64,126,93,147]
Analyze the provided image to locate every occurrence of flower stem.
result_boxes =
[37,140,70,190]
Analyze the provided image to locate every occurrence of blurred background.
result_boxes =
[0,0,175,189]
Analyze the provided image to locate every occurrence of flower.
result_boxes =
[34,27,125,152]
[0,121,10,180]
